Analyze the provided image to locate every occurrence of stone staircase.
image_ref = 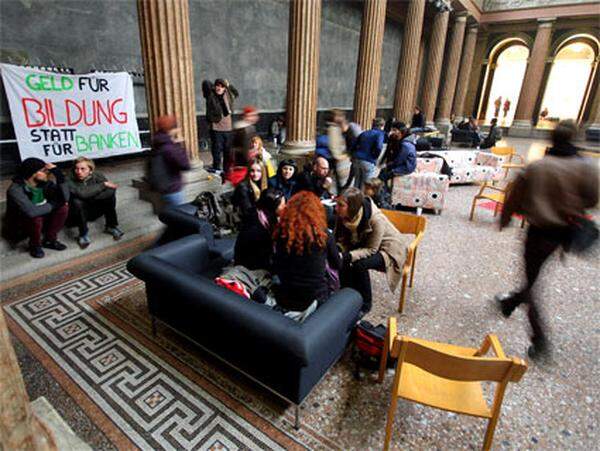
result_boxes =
[0,158,221,283]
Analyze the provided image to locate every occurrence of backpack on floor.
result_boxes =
[353,320,396,377]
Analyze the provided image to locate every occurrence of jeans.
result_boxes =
[341,252,386,313]
[210,130,232,171]
[69,195,118,236]
[21,203,69,247]
[354,160,377,190]
[162,190,185,207]
[500,225,570,346]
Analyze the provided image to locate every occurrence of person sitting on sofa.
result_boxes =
[272,191,342,319]
[379,122,417,186]
[4,157,69,258]
[232,159,268,224]
[268,159,297,200]
[67,157,123,249]
[234,188,285,271]
[335,187,407,314]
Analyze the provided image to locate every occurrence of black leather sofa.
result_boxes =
[127,235,363,427]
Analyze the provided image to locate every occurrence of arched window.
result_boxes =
[538,37,598,128]
[478,41,530,126]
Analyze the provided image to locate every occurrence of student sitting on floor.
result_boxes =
[268,159,297,200]
[234,188,285,271]
[363,178,394,210]
[272,191,342,320]
[67,157,123,249]
[3,157,69,258]
[249,135,276,179]
[335,187,407,314]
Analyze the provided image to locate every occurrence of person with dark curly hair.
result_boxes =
[272,191,342,313]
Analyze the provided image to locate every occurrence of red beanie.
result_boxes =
[155,115,177,133]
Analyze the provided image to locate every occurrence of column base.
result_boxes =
[434,118,452,136]
[508,119,533,137]
[585,123,600,142]
[281,140,316,156]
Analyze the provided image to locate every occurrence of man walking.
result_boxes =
[353,117,386,189]
[496,121,598,359]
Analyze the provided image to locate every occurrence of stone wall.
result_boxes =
[483,0,598,11]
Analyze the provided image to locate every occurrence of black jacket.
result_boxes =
[234,212,274,271]
[202,80,239,124]
[293,171,331,200]
[67,172,115,201]
[274,232,341,311]
[232,180,260,224]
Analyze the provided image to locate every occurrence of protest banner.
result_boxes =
[1,63,142,162]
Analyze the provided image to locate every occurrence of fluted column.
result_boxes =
[137,0,199,160]
[585,81,600,133]
[393,0,426,123]
[413,37,427,104]
[452,25,479,121]
[353,0,388,130]
[0,308,56,450]
[421,10,450,125]
[512,18,555,132]
[464,30,489,120]
[435,13,468,128]
[283,0,322,155]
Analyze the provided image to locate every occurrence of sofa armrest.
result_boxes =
[130,235,211,275]
[475,151,502,167]
[300,288,362,362]
[158,205,215,247]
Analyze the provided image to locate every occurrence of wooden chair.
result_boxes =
[469,181,525,227]
[381,210,426,313]
[491,146,525,179]
[378,317,528,451]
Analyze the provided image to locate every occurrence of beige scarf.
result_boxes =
[343,206,364,245]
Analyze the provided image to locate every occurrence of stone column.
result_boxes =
[137,0,199,160]
[413,37,427,105]
[464,30,489,120]
[283,0,322,155]
[393,0,426,123]
[512,18,555,134]
[452,25,479,122]
[585,82,600,134]
[0,308,56,450]
[353,0,388,130]
[435,13,468,128]
[421,10,449,125]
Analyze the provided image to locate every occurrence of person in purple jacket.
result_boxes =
[150,115,191,207]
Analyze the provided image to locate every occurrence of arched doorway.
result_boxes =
[537,36,598,128]
[479,41,530,126]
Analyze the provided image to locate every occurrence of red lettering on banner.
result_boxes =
[66,99,83,126]
[111,98,127,124]
[22,98,46,127]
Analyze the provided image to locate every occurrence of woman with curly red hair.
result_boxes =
[273,191,342,314]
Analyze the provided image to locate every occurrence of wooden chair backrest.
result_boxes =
[381,210,426,236]
[491,146,516,157]
[391,336,526,383]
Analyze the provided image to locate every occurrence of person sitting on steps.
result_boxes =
[4,157,69,258]
[67,157,123,249]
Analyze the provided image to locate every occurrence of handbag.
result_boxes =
[568,215,599,254]
[353,320,396,375]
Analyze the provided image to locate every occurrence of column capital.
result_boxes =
[454,12,469,22]
[537,18,556,28]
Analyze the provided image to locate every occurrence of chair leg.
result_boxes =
[469,198,477,221]
[398,274,408,313]
[384,393,399,451]
[409,249,418,288]
[493,202,500,217]
[482,416,500,451]
[294,405,301,430]
[378,336,389,383]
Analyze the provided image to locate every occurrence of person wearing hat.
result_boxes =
[202,78,239,173]
[231,105,260,165]
[149,115,191,207]
[4,157,70,258]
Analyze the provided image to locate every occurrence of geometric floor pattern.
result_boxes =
[4,262,298,450]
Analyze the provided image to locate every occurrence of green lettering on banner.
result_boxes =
[73,131,141,153]
[25,74,74,92]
